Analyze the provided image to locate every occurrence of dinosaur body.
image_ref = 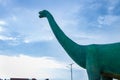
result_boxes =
[39,10,120,80]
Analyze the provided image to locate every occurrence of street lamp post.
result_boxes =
[70,63,74,80]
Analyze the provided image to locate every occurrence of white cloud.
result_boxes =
[0,26,5,32]
[0,20,7,33]
[23,33,54,43]
[97,15,120,26]
[0,20,6,25]
[11,15,17,21]
[108,0,119,12]
[0,30,23,45]
[0,35,16,41]
[0,54,67,79]
[104,15,120,26]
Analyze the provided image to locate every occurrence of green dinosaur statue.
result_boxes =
[39,10,120,80]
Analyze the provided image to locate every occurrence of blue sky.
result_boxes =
[0,0,120,80]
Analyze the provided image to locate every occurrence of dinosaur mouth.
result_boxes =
[39,11,43,18]
[39,14,43,18]
[39,15,43,18]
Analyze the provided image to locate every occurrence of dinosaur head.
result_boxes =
[39,10,48,18]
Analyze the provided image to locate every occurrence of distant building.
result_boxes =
[31,78,36,80]
[0,78,3,80]
[10,78,29,80]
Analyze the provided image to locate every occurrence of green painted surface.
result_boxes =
[39,10,120,80]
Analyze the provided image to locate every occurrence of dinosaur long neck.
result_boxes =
[46,12,87,68]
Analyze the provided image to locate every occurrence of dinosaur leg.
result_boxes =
[101,76,112,80]
[86,53,101,80]
[87,67,101,80]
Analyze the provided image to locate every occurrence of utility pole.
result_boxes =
[69,63,74,80]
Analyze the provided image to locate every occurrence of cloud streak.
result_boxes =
[0,20,6,25]
[0,54,67,79]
